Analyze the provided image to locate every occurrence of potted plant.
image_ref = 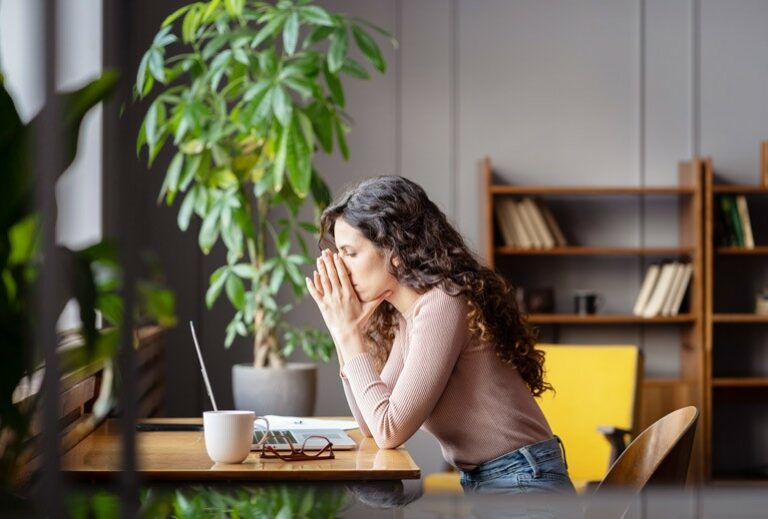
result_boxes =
[135,0,394,414]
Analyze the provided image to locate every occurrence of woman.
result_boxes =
[305,176,575,496]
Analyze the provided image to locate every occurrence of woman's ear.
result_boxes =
[392,256,401,268]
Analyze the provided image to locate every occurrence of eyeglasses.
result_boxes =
[258,433,335,462]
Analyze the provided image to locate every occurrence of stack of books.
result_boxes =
[715,194,755,248]
[632,261,693,317]
[494,197,568,249]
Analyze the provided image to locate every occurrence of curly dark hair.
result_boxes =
[318,176,551,397]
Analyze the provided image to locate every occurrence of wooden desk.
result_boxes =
[61,418,420,481]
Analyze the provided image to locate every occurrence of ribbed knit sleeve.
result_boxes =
[343,290,468,449]
[341,377,372,437]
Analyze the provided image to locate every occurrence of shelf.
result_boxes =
[712,378,768,387]
[712,314,768,323]
[528,314,695,324]
[644,378,697,387]
[491,185,695,195]
[712,185,768,194]
[715,246,768,255]
[495,246,693,256]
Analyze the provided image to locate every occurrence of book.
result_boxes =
[713,201,733,246]
[642,262,679,318]
[507,200,534,249]
[720,195,744,247]
[494,199,518,247]
[523,197,556,248]
[661,263,686,316]
[633,263,661,316]
[516,199,544,248]
[536,199,568,247]
[736,195,755,249]
[667,263,693,316]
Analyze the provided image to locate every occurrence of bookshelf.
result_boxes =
[702,146,768,484]
[480,157,706,480]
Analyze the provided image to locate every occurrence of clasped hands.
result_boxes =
[305,249,391,360]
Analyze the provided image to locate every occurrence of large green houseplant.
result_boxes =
[135,0,393,413]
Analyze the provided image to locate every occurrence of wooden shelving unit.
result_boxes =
[527,314,696,324]
[495,246,694,256]
[480,157,706,481]
[702,148,768,483]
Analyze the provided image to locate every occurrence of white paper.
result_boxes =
[256,415,359,431]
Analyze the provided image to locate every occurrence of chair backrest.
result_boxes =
[595,406,699,493]
[536,344,642,485]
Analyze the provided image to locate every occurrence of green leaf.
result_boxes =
[271,86,292,126]
[231,264,258,279]
[136,52,151,98]
[341,58,370,80]
[282,77,313,99]
[179,152,202,191]
[136,118,147,156]
[286,116,311,197]
[159,152,185,205]
[300,6,335,26]
[251,12,285,49]
[302,25,333,49]
[243,80,271,102]
[199,203,222,253]
[323,64,344,107]
[232,47,249,65]
[283,11,300,55]
[225,274,246,309]
[272,123,289,190]
[202,33,229,60]
[162,4,193,27]
[225,321,238,348]
[144,99,161,149]
[177,186,197,231]
[205,268,229,308]
[328,28,348,73]
[310,168,332,209]
[203,0,222,22]
[352,24,385,73]
[269,265,286,293]
[334,117,349,160]
[182,5,202,43]
[311,104,333,153]
[148,50,166,83]
[153,25,177,47]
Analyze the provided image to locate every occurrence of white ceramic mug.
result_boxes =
[203,410,255,463]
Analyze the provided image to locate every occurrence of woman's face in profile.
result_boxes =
[333,217,397,302]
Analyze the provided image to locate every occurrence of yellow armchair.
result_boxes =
[423,343,642,494]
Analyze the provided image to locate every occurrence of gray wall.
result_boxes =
[118,0,768,476]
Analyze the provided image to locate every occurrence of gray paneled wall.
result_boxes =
[118,0,768,475]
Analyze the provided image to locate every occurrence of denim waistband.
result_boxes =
[462,436,567,480]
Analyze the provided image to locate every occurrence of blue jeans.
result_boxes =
[459,436,576,496]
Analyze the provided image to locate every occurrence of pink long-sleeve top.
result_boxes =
[340,287,553,470]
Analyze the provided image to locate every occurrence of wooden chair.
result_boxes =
[594,405,699,494]
[586,406,698,518]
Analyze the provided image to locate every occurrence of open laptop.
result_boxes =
[190,321,357,451]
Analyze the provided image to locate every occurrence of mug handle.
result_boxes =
[253,416,271,447]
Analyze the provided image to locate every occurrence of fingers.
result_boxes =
[321,250,342,293]
[313,270,324,297]
[333,252,354,295]
[316,254,332,295]
[305,275,321,303]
